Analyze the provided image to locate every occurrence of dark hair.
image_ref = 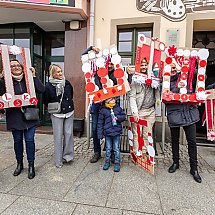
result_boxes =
[141,57,148,64]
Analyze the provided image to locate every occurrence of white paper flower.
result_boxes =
[9,45,21,55]
[117,85,123,91]
[196,91,208,101]
[151,80,160,89]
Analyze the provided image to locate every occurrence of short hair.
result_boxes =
[49,64,62,78]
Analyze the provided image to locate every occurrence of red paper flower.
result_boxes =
[168,45,177,57]
[145,78,152,86]
[162,90,173,101]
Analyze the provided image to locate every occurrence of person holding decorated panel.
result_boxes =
[44,64,74,168]
[128,57,160,156]
[0,59,45,179]
[82,46,119,163]
[166,63,202,183]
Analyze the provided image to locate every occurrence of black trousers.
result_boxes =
[170,123,198,169]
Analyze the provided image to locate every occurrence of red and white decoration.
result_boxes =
[205,89,215,141]
[81,45,130,103]
[133,34,165,89]
[162,45,209,104]
[128,116,155,175]
[0,45,38,109]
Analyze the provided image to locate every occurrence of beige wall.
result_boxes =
[94,0,214,50]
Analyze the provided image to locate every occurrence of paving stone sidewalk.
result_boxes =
[0,131,215,215]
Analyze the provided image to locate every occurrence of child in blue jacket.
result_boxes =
[97,97,126,172]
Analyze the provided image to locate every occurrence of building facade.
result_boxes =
[0,0,89,130]
[0,0,214,139]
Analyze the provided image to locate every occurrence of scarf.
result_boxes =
[12,73,24,82]
[105,103,116,109]
[49,77,65,96]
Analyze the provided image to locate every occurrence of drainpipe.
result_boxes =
[87,0,95,147]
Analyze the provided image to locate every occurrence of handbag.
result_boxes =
[48,93,64,114]
[21,107,39,121]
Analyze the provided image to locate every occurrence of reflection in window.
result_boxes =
[34,29,42,56]
[119,32,132,41]
[119,42,132,52]
[15,28,30,48]
[0,28,13,45]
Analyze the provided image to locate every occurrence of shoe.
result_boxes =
[103,162,110,170]
[56,165,63,168]
[111,152,115,164]
[114,163,120,172]
[28,161,35,179]
[168,163,179,173]
[90,154,101,163]
[190,169,202,183]
[13,161,23,176]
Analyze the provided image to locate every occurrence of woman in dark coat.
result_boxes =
[0,59,45,179]
[44,64,74,168]
[166,63,202,183]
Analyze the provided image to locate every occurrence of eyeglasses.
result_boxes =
[171,67,176,70]
[11,65,22,69]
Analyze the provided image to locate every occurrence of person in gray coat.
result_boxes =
[166,63,202,183]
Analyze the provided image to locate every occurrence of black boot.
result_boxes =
[13,161,23,176]
[90,153,101,163]
[190,169,202,183]
[28,161,35,179]
[168,163,179,173]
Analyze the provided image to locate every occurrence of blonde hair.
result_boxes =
[49,64,62,78]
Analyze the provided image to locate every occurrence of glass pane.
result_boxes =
[15,28,30,48]
[138,31,152,38]
[119,32,132,41]
[119,41,132,52]
[121,57,132,66]
[33,29,42,56]
[45,33,65,56]
[0,28,13,45]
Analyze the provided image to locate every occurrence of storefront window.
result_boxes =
[0,28,13,45]
[14,28,30,48]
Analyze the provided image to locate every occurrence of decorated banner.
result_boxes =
[128,117,155,175]
[81,45,130,103]
[0,45,38,109]
[205,89,215,141]
[162,46,209,104]
[134,34,165,89]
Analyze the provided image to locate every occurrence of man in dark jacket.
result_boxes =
[166,63,202,183]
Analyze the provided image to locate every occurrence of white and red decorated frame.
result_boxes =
[205,89,215,141]
[162,46,209,104]
[128,117,155,175]
[0,45,38,109]
[81,46,130,103]
[134,34,165,88]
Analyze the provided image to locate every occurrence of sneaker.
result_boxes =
[56,165,63,168]
[103,163,110,170]
[90,154,101,163]
[114,163,120,172]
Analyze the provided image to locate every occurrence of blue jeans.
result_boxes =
[91,103,101,154]
[11,126,36,162]
[105,135,121,164]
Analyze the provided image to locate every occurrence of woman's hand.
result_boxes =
[133,112,139,122]
[127,65,134,75]
[92,47,100,54]
[29,67,36,77]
